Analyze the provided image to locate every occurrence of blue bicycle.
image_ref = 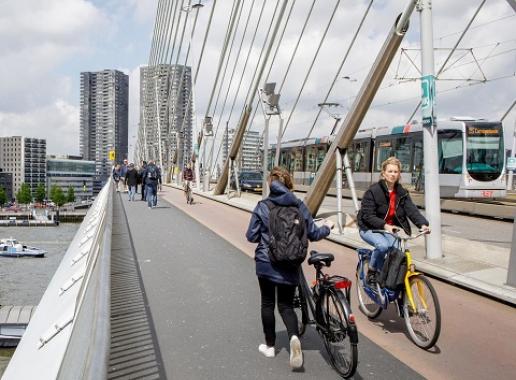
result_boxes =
[355,230,441,349]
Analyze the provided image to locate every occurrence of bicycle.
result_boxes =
[294,250,358,378]
[356,229,441,349]
[184,181,193,204]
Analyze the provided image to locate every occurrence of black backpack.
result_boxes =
[265,200,308,269]
[378,247,407,290]
[147,165,158,180]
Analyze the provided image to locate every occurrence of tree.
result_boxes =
[0,187,7,206]
[16,183,32,204]
[66,186,75,203]
[50,185,66,207]
[35,183,46,203]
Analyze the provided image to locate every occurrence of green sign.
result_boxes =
[507,157,516,171]
[421,74,435,127]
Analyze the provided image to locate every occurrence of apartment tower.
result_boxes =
[80,69,129,190]
[138,64,193,171]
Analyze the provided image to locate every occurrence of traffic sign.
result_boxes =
[507,157,516,171]
[108,150,115,161]
[421,74,435,127]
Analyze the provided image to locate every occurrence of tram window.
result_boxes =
[374,137,411,172]
[316,147,326,171]
[291,147,303,171]
[438,131,463,174]
[305,146,317,172]
[348,141,370,172]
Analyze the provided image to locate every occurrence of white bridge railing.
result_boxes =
[3,182,113,380]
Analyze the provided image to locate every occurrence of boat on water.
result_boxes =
[0,238,46,258]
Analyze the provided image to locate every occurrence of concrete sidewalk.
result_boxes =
[166,183,516,305]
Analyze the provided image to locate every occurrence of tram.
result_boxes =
[269,117,506,199]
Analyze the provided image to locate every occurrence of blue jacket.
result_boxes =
[246,180,330,285]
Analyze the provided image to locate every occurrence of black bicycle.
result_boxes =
[294,250,358,378]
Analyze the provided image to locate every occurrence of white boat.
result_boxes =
[0,238,46,258]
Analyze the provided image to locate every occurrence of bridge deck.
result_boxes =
[117,192,421,379]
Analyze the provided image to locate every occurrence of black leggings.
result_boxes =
[258,277,299,347]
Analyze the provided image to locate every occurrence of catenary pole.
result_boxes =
[418,0,442,259]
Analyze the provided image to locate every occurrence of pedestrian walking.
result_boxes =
[246,166,333,370]
[142,160,161,208]
[125,163,139,201]
[120,159,129,192]
[112,164,121,192]
[139,161,147,201]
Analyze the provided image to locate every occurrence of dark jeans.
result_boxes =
[146,182,158,207]
[258,277,299,347]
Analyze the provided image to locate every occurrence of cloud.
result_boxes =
[0,100,80,155]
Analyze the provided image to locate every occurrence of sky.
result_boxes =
[0,0,514,161]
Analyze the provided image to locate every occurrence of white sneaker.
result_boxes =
[289,335,303,369]
[258,344,275,358]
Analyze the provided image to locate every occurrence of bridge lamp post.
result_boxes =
[202,117,213,191]
[259,82,282,199]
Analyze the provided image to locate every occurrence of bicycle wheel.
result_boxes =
[320,289,358,378]
[356,261,382,319]
[403,275,441,349]
[293,285,308,336]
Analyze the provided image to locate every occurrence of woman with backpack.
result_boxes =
[246,166,333,370]
[357,157,430,286]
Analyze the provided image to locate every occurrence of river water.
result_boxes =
[0,223,80,376]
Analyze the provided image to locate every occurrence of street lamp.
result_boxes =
[259,82,282,199]
[202,116,213,191]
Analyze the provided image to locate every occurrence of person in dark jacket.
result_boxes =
[141,160,161,208]
[246,166,333,369]
[139,161,147,201]
[357,157,430,285]
[124,163,139,201]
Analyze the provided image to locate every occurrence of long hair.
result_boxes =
[268,166,293,190]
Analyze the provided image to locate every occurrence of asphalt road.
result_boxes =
[121,194,424,380]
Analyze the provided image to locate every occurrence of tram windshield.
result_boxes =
[465,122,504,181]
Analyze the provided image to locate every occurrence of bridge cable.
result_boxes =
[148,0,165,65]
[203,0,241,118]
[204,0,261,170]
[302,0,373,143]
[209,0,281,175]
[280,0,341,139]
[162,0,182,65]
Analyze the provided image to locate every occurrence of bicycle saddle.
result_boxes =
[308,250,334,266]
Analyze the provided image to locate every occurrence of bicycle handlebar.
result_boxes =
[370,228,429,241]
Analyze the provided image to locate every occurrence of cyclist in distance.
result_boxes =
[246,166,333,370]
[357,156,430,286]
[182,162,194,195]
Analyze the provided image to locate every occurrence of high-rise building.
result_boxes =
[222,128,262,171]
[138,64,193,171]
[80,69,129,191]
[0,136,46,196]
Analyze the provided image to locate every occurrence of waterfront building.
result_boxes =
[138,64,193,172]
[80,69,129,192]
[46,155,96,201]
[0,136,46,195]
[0,169,13,201]
[222,128,262,171]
